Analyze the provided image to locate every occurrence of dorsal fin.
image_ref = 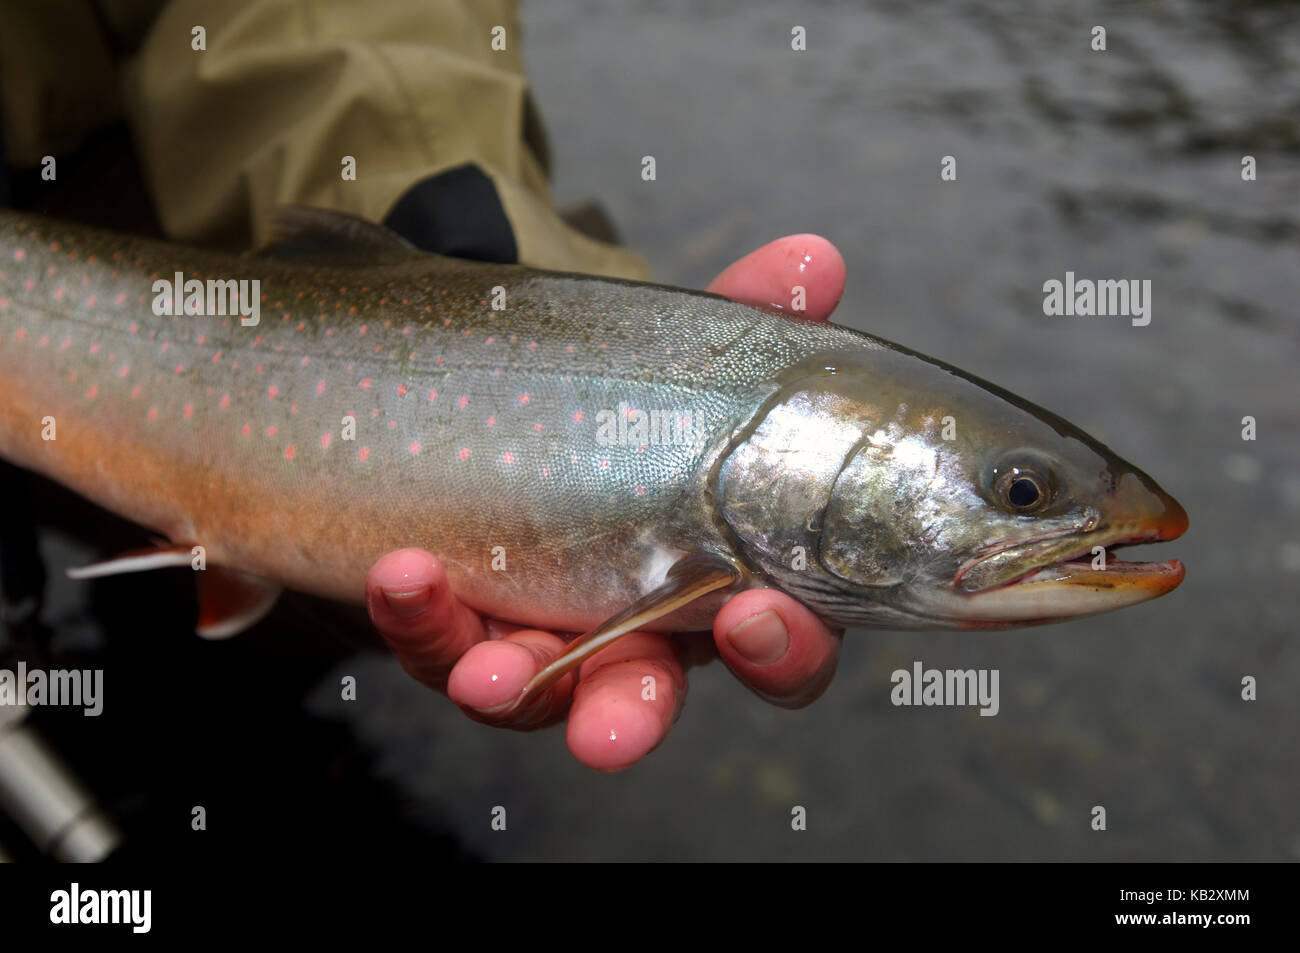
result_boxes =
[254,206,422,264]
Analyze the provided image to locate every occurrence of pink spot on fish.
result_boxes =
[256,363,265,374]
[486,416,496,427]
[397,383,407,397]
[316,380,326,395]
[0,298,8,311]
[86,385,98,399]
[60,337,71,350]
[14,328,25,341]
[12,249,24,262]
[118,365,129,378]
[174,364,185,376]
[131,384,142,399]
[533,423,544,432]
[220,393,230,409]
[128,321,139,334]
[115,292,126,306]
[147,407,159,422]
[388,420,397,430]
[300,356,310,368]
[284,445,296,461]
[183,403,193,420]
[519,393,531,404]
[211,351,222,364]
[360,378,372,390]
[502,452,515,464]
[458,447,471,461]
[573,411,584,423]
[37,334,48,347]
[320,433,332,449]
[241,423,251,437]
[358,446,371,462]
[267,385,278,400]
[599,460,610,469]
[427,388,438,401]
[53,287,66,301]
[408,441,421,455]
[88,341,99,355]
[266,425,277,438]
[458,396,469,409]
[85,295,96,308]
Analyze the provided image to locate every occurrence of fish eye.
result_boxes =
[1007,476,1042,509]
[991,455,1056,514]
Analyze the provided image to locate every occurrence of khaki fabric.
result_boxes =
[0,1,122,167]
[1,0,648,279]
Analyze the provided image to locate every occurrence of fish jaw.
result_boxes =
[944,486,1188,626]
[948,553,1185,626]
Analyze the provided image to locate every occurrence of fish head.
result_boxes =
[717,346,1187,629]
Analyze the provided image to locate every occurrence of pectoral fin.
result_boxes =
[67,543,280,640]
[501,556,743,716]
[66,542,196,578]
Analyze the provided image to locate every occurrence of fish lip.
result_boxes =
[953,523,1184,594]
[938,519,1186,625]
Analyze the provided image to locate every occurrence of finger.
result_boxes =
[446,629,577,730]
[706,234,846,320]
[366,548,487,691]
[713,589,842,708]
[565,633,686,772]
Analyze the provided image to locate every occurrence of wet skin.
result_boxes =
[0,212,1184,772]
[366,235,849,771]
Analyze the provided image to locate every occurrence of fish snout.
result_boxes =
[1109,470,1188,543]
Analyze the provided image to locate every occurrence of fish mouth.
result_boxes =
[949,504,1187,624]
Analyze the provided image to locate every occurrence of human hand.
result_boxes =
[366,235,848,770]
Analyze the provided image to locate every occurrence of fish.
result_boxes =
[0,207,1187,712]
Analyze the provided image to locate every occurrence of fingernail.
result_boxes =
[726,610,789,665]
[382,585,431,618]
